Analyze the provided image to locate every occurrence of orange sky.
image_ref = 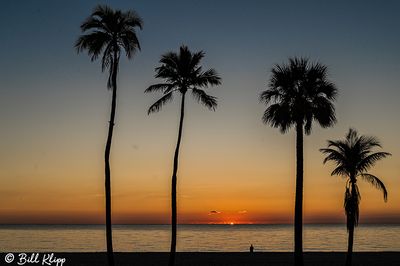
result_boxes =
[1,123,399,224]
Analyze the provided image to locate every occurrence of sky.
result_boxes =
[0,0,399,224]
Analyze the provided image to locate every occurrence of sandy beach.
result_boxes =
[2,252,399,266]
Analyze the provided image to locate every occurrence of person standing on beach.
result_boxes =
[250,244,254,253]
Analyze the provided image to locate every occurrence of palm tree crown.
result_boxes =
[260,57,337,134]
[320,128,390,228]
[75,5,143,88]
[145,45,221,113]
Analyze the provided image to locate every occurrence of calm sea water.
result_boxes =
[0,224,399,252]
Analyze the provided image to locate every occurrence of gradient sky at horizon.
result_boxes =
[1,0,399,224]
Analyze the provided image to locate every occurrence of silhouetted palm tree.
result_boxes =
[75,5,142,266]
[320,128,390,266]
[146,45,221,266]
[260,57,337,266]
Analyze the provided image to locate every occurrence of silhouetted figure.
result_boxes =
[260,57,338,266]
[75,5,142,266]
[145,45,221,266]
[250,244,254,253]
[320,128,390,266]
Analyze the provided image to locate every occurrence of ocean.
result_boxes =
[0,224,399,252]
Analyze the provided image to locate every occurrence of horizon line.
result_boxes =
[1,222,400,226]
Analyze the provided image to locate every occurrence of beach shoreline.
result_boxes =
[1,252,399,266]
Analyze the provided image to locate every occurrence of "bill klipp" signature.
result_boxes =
[4,253,66,266]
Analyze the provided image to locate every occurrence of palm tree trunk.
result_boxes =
[346,182,356,266]
[346,223,354,266]
[168,92,186,266]
[294,122,304,266]
[104,53,118,266]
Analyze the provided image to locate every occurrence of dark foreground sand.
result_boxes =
[1,252,399,266]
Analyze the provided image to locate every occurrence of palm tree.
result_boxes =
[320,128,390,266]
[260,57,337,266]
[75,5,142,266]
[146,45,221,266]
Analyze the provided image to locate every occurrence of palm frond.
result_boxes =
[124,10,143,30]
[159,52,179,69]
[359,173,388,202]
[307,62,327,82]
[80,17,106,32]
[304,112,313,135]
[331,166,349,177]
[155,64,179,81]
[357,152,392,173]
[120,30,141,58]
[316,81,337,101]
[326,139,349,156]
[147,92,173,114]
[191,88,217,110]
[177,45,193,75]
[189,50,205,70]
[91,5,115,26]
[346,128,358,144]
[262,103,293,133]
[193,69,221,87]
[320,148,345,165]
[92,5,113,17]
[269,63,291,90]
[312,97,337,128]
[259,88,282,104]
[145,83,174,94]
[359,135,382,151]
[101,42,114,72]
[75,31,111,61]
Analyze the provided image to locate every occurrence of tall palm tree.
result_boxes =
[146,45,221,266]
[320,128,390,266]
[75,5,142,266]
[260,57,337,266]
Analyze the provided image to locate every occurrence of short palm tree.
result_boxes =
[320,128,390,266]
[75,5,142,266]
[146,45,221,266]
[260,57,338,266]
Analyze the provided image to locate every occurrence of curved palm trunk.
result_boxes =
[104,53,119,266]
[168,92,186,266]
[294,122,304,266]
